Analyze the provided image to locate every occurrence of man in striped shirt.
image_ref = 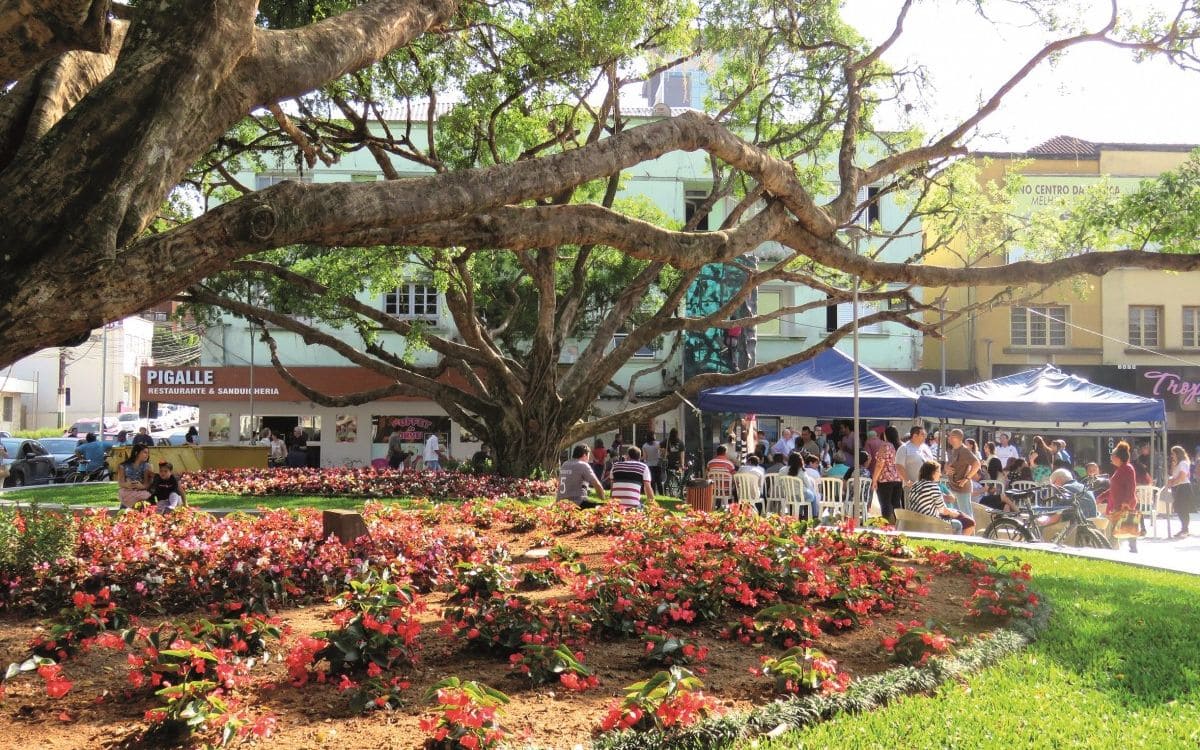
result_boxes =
[610,446,654,509]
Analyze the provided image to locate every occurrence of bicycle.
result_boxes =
[57,455,113,484]
[982,485,1111,549]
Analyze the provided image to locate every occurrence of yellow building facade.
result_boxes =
[921,135,1200,444]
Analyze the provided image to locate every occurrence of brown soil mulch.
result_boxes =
[0,525,989,749]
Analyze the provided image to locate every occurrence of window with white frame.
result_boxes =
[829,301,882,334]
[612,334,658,358]
[254,173,313,190]
[1128,306,1161,348]
[384,284,439,320]
[1183,307,1200,348]
[757,290,782,336]
[1010,306,1068,347]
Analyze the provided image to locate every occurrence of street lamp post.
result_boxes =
[848,227,864,507]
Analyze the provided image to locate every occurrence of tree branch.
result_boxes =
[247,0,458,105]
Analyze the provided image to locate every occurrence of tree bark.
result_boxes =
[0,0,114,85]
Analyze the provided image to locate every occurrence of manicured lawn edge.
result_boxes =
[589,580,1051,750]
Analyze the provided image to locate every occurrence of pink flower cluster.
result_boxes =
[185,467,556,501]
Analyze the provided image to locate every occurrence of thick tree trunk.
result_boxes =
[490,427,566,479]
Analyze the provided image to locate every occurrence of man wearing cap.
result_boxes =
[994,432,1020,465]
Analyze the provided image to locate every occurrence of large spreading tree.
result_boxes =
[2,0,1199,474]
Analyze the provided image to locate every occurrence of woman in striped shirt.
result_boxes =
[908,460,975,535]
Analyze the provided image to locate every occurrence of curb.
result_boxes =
[589,596,1052,750]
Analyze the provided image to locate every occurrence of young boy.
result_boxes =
[150,461,187,513]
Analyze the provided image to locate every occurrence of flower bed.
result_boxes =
[183,467,556,501]
[0,501,1043,749]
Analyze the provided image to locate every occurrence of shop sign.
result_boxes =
[372,415,451,443]
[142,367,282,398]
[1142,370,1200,411]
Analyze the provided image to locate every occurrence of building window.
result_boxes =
[757,290,782,337]
[1184,307,1200,348]
[683,189,711,231]
[612,334,658,358]
[826,300,882,334]
[384,284,439,320]
[254,173,313,190]
[2,397,12,422]
[855,185,882,226]
[1010,306,1068,347]
[1128,306,1161,348]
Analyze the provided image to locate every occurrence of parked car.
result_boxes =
[150,415,173,432]
[116,412,147,433]
[67,417,119,438]
[37,437,85,476]
[0,438,58,486]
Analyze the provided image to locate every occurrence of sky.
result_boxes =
[841,0,1200,150]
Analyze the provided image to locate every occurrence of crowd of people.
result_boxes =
[550,421,1197,553]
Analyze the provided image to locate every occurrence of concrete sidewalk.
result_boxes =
[886,515,1200,576]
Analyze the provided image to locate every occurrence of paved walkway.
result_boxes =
[887,513,1200,576]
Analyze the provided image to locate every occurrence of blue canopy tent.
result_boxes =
[697,348,919,419]
[916,365,1166,431]
[917,364,1168,485]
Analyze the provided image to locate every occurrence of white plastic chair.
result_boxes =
[979,479,1004,498]
[763,474,782,514]
[845,477,873,523]
[818,477,844,521]
[709,470,734,509]
[1135,486,1163,537]
[733,472,764,512]
[775,475,810,519]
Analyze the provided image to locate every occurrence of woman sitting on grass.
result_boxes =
[908,460,975,535]
[117,445,153,509]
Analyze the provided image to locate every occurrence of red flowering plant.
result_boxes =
[881,620,957,666]
[508,644,598,691]
[597,667,718,734]
[756,646,850,695]
[964,557,1040,623]
[725,603,825,649]
[29,587,130,661]
[313,567,424,677]
[641,630,709,667]
[6,507,351,616]
[284,634,329,687]
[349,672,414,713]
[419,677,510,750]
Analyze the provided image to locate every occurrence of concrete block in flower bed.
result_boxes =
[323,509,368,544]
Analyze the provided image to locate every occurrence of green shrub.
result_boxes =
[10,428,64,439]
[0,504,76,578]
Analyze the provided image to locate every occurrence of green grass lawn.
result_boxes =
[0,484,371,510]
[0,483,684,512]
[758,542,1200,749]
